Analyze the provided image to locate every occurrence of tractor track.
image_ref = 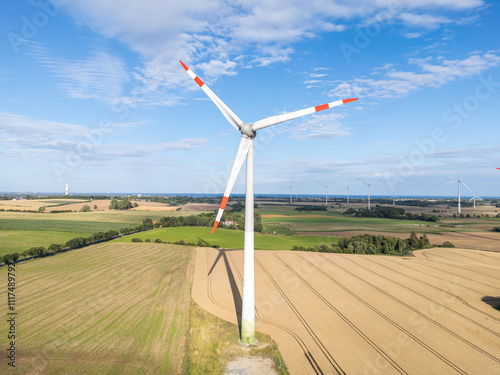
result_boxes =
[437,249,500,266]
[350,256,500,335]
[274,253,408,374]
[297,253,468,375]
[366,256,500,323]
[255,256,345,375]
[422,251,500,279]
[333,254,500,366]
[205,249,324,375]
[226,251,324,375]
[409,255,496,289]
[384,256,487,295]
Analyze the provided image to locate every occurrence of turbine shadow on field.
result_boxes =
[203,241,242,334]
[482,296,500,311]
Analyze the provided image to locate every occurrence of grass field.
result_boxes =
[113,227,339,250]
[0,242,194,374]
[0,230,93,255]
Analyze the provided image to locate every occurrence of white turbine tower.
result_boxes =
[285,178,295,204]
[461,183,482,210]
[468,190,482,210]
[65,183,69,196]
[391,193,400,206]
[341,178,355,203]
[181,61,357,345]
[440,163,467,214]
[356,177,383,210]
[317,180,334,206]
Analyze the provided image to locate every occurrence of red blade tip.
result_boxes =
[342,98,358,104]
[211,221,219,235]
[180,60,188,71]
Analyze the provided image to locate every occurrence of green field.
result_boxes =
[0,230,93,255]
[0,243,194,374]
[113,227,339,250]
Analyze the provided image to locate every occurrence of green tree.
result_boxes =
[80,205,90,212]
[38,206,45,213]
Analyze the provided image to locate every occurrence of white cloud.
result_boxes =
[0,111,207,163]
[25,41,129,102]
[58,0,485,104]
[290,112,351,140]
[329,50,500,99]
[398,12,451,28]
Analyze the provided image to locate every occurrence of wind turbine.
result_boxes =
[340,178,355,203]
[317,180,335,206]
[391,193,400,206]
[356,177,383,210]
[440,163,467,214]
[461,183,482,210]
[469,190,482,210]
[284,178,295,204]
[181,61,357,345]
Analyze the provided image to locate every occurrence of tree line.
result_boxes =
[343,206,439,222]
[1,219,155,265]
[291,232,451,255]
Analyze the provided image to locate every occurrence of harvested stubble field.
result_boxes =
[193,247,500,374]
[0,242,194,374]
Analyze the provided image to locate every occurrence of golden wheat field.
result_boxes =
[193,247,500,374]
[0,243,194,374]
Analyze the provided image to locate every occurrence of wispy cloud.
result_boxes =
[25,41,129,102]
[60,0,485,104]
[329,50,500,99]
[289,112,351,140]
[0,111,206,163]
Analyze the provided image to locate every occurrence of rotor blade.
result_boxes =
[439,180,457,185]
[252,98,357,131]
[356,177,368,186]
[211,136,252,234]
[460,181,473,193]
[459,162,466,180]
[372,178,384,186]
[180,61,243,131]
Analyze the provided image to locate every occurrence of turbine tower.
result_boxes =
[65,183,69,196]
[181,61,357,345]
[461,183,482,210]
[391,193,399,206]
[340,178,355,203]
[440,163,467,214]
[317,180,334,206]
[285,178,295,204]
[356,177,383,210]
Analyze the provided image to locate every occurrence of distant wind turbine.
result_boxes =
[391,193,400,206]
[439,163,468,214]
[340,178,355,203]
[181,60,357,345]
[317,180,335,206]
[461,183,482,210]
[357,177,384,210]
[284,178,295,204]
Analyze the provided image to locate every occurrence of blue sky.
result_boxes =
[1,0,500,197]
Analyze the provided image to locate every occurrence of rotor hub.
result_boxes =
[240,124,256,139]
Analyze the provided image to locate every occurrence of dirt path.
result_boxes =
[192,247,500,374]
